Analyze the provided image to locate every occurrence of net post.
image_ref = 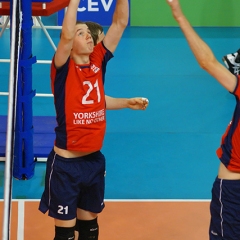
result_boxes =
[2,0,21,238]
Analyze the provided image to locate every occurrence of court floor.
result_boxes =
[1,16,240,239]
[0,200,210,240]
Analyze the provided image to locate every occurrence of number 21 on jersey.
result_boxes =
[82,79,101,104]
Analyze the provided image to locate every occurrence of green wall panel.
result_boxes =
[131,0,240,27]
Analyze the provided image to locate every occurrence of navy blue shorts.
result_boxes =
[39,149,106,220]
[209,177,240,240]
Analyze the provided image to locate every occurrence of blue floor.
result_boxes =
[0,23,239,200]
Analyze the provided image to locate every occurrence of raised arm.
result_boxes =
[103,0,129,53]
[54,0,80,68]
[167,0,237,92]
[105,95,149,110]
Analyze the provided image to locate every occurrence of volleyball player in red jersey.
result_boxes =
[39,0,131,239]
[167,0,240,239]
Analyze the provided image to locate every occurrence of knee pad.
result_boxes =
[54,226,75,240]
[76,218,99,240]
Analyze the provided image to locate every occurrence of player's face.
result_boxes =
[72,24,94,54]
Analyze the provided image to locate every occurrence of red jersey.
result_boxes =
[51,42,113,152]
[216,76,240,172]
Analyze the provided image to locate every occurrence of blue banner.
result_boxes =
[58,0,130,26]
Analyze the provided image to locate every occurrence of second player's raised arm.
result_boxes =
[166,0,237,92]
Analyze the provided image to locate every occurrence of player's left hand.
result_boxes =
[127,97,149,110]
[166,0,183,20]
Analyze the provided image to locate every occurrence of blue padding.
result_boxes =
[0,115,55,158]
[20,57,36,67]
[13,155,36,180]
[19,90,36,103]
[22,21,34,29]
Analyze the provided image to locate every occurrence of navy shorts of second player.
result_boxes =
[209,177,240,240]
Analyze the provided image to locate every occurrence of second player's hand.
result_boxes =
[166,0,184,20]
[128,97,149,110]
